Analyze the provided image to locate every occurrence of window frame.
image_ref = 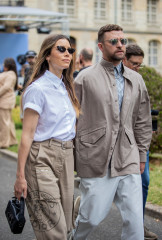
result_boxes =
[94,0,107,20]
[148,40,159,66]
[121,0,133,23]
[58,0,76,18]
[147,0,158,24]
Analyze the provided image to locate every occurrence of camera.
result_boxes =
[151,109,159,131]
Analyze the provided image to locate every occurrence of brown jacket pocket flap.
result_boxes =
[80,127,106,144]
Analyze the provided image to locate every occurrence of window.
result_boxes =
[147,0,158,23]
[0,0,24,6]
[148,40,159,66]
[121,0,132,22]
[94,0,106,20]
[58,0,75,17]
[127,39,136,44]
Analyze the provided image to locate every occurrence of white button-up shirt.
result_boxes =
[23,70,76,141]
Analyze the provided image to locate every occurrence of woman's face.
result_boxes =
[46,38,73,76]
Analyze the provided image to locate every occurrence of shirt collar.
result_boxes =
[45,70,63,89]
[114,62,123,74]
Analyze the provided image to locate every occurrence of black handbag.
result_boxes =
[5,196,26,234]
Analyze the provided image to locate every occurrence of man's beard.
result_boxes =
[111,53,125,61]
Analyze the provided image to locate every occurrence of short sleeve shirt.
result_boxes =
[23,70,76,141]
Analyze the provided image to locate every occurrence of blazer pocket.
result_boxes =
[114,128,135,170]
[78,127,107,164]
[80,127,106,145]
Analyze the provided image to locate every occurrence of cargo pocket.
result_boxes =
[26,167,62,232]
[35,167,60,201]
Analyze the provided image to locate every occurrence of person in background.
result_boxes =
[0,58,18,148]
[14,34,80,240]
[70,24,152,240]
[73,48,93,78]
[23,50,37,89]
[123,43,158,240]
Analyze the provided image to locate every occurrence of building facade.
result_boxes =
[1,0,162,74]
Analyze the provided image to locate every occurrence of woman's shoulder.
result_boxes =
[0,70,16,81]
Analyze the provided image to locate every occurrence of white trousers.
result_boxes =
[73,170,144,240]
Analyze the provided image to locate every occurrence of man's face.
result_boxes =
[123,55,143,72]
[26,56,36,66]
[98,31,126,65]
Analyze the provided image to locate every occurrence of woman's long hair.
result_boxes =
[4,58,18,90]
[24,34,80,116]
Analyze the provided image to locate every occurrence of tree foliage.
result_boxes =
[139,66,162,153]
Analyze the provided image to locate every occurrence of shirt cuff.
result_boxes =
[23,102,42,115]
[139,152,147,163]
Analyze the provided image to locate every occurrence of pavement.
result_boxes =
[1,148,162,222]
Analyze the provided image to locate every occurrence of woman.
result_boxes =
[0,58,18,148]
[14,34,80,240]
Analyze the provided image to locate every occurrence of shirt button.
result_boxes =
[113,83,116,86]
[115,99,118,102]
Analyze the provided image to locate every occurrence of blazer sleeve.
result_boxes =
[134,78,152,162]
[74,76,83,105]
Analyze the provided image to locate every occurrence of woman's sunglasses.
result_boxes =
[56,46,75,54]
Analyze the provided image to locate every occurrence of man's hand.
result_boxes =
[140,162,146,174]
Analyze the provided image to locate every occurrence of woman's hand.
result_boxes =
[14,177,27,200]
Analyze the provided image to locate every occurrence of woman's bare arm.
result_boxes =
[14,108,39,200]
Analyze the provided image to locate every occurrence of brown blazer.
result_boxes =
[0,71,16,109]
[74,58,152,178]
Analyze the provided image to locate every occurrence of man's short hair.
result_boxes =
[125,44,144,60]
[98,24,123,43]
[80,48,93,61]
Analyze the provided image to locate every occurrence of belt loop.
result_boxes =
[61,141,66,150]
[49,139,52,147]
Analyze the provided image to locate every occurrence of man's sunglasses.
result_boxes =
[56,46,75,54]
[105,38,128,46]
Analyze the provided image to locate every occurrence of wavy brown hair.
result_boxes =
[4,58,18,90]
[24,34,80,116]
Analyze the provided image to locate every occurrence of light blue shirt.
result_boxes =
[23,70,76,141]
[114,63,125,111]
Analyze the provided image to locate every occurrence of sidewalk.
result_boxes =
[1,148,162,221]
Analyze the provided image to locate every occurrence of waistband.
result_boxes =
[33,138,74,149]
[50,138,74,149]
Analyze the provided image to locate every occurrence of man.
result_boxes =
[123,44,158,240]
[72,24,152,240]
[73,47,93,78]
[23,50,37,89]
